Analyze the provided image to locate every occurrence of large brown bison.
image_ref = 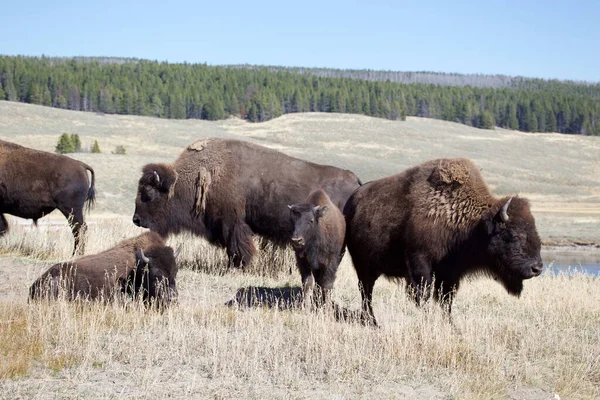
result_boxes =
[0,139,96,255]
[29,232,177,306]
[344,158,543,325]
[288,189,346,308]
[132,138,361,268]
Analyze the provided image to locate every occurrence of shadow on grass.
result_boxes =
[225,285,362,323]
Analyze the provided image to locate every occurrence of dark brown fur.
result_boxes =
[0,139,96,255]
[344,158,543,325]
[133,138,361,268]
[289,189,346,307]
[29,232,177,305]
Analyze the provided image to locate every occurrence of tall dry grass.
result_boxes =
[0,218,599,399]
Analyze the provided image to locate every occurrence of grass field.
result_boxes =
[1,101,599,399]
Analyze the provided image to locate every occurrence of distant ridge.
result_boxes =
[0,55,599,135]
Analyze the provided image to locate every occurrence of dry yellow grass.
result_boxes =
[0,219,599,399]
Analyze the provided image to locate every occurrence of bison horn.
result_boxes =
[153,170,160,184]
[287,205,292,209]
[139,249,150,264]
[500,197,513,222]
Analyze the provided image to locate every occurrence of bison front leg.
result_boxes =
[302,274,315,310]
[313,267,336,310]
[434,278,459,317]
[0,214,8,236]
[227,221,256,269]
[407,253,433,307]
[295,257,315,309]
[358,278,377,326]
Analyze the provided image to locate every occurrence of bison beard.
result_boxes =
[344,158,543,325]
[132,138,361,269]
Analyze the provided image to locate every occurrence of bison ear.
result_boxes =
[481,210,499,236]
[315,205,328,218]
[142,164,178,196]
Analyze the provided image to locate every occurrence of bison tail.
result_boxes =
[81,162,96,212]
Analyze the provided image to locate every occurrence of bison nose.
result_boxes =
[132,215,141,226]
[531,262,543,276]
[291,236,305,247]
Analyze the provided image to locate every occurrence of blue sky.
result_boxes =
[1,0,599,82]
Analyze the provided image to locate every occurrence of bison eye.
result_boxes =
[141,191,153,203]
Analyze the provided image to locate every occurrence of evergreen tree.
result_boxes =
[91,140,101,153]
[55,133,75,154]
[70,134,82,152]
[478,110,496,129]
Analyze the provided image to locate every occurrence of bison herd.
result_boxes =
[0,137,543,324]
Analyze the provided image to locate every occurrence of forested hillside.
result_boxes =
[0,55,598,135]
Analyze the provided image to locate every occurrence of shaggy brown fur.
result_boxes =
[0,139,96,255]
[133,138,361,268]
[344,158,543,325]
[29,232,177,305]
[289,189,346,308]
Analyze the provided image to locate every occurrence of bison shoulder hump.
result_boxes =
[429,158,473,187]
[187,138,215,152]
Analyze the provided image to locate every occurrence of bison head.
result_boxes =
[127,246,178,307]
[481,196,543,296]
[132,163,178,236]
[288,203,328,249]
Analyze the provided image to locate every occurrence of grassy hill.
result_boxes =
[1,100,598,243]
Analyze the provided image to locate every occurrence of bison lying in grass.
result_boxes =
[29,232,178,306]
[344,158,543,325]
[0,139,96,255]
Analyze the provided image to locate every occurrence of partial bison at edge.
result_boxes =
[29,232,178,306]
[289,189,346,308]
[132,137,361,268]
[0,139,96,255]
[344,158,543,325]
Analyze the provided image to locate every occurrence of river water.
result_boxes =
[541,249,600,276]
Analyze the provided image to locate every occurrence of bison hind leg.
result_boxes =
[227,221,256,269]
[0,214,8,236]
[58,206,87,255]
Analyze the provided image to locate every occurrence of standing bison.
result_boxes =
[29,232,178,306]
[288,189,346,308]
[133,138,361,268]
[0,139,96,255]
[344,158,543,325]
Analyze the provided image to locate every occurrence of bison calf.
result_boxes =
[289,189,346,308]
[29,232,177,306]
[0,139,96,255]
[344,158,543,325]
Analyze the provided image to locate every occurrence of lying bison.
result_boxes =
[133,138,361,268]
[0,139,96,255]
[344,158,543,325]
[29,232,177,306]
[288,189,346,308]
